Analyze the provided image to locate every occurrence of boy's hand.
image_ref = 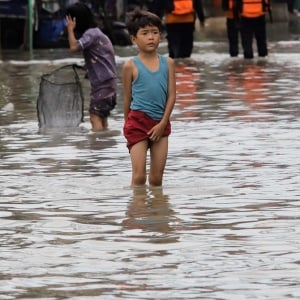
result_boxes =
[147,123,165,142]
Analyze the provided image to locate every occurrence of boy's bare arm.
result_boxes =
[161,57,176,125]
[147,57,176,141]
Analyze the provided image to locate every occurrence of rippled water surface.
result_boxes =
[0,38,300,299]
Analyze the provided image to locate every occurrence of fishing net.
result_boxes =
[37,64,84,129]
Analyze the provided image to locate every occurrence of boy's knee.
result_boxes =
[149,175,162,187]
[132,174,147,186]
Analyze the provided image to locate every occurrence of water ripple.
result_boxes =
[1,42,300,299]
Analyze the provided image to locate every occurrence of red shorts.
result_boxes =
[123,110,171,150]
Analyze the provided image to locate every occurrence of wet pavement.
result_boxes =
[0,27,300,299]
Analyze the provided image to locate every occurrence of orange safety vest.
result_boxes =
[165,0,195,24]
[239,0,268,18]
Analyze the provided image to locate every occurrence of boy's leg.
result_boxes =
[130,140,148,186]
[149,137,168,186]
[90,113,104,131]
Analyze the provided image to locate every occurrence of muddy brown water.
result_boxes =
[0,34,300,299]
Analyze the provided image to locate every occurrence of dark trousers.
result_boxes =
[240,15,268,59]
[287,0,295,13]
[226,18,240,57]
[165,22,195,58]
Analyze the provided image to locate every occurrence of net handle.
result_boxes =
[72,64,85,123]
[72,64,85,83]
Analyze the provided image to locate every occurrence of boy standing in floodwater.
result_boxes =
[66,3,117,131]
[122,9,176,187]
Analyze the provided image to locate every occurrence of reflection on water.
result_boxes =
[0,39,300,299]
[175,63,201,120]
[123,186,179,241]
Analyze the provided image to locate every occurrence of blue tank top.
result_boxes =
[130,55,168,120]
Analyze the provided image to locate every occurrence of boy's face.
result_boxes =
[131,25,161,52]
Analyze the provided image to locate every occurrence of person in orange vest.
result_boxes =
[164,0,205,58]
[236,0,271,59]
[222,0,240,57]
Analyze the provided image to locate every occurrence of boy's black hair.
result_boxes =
[66,3,96,35]
[126,8,163,36]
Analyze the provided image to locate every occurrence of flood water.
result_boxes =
[1,29,300,299]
